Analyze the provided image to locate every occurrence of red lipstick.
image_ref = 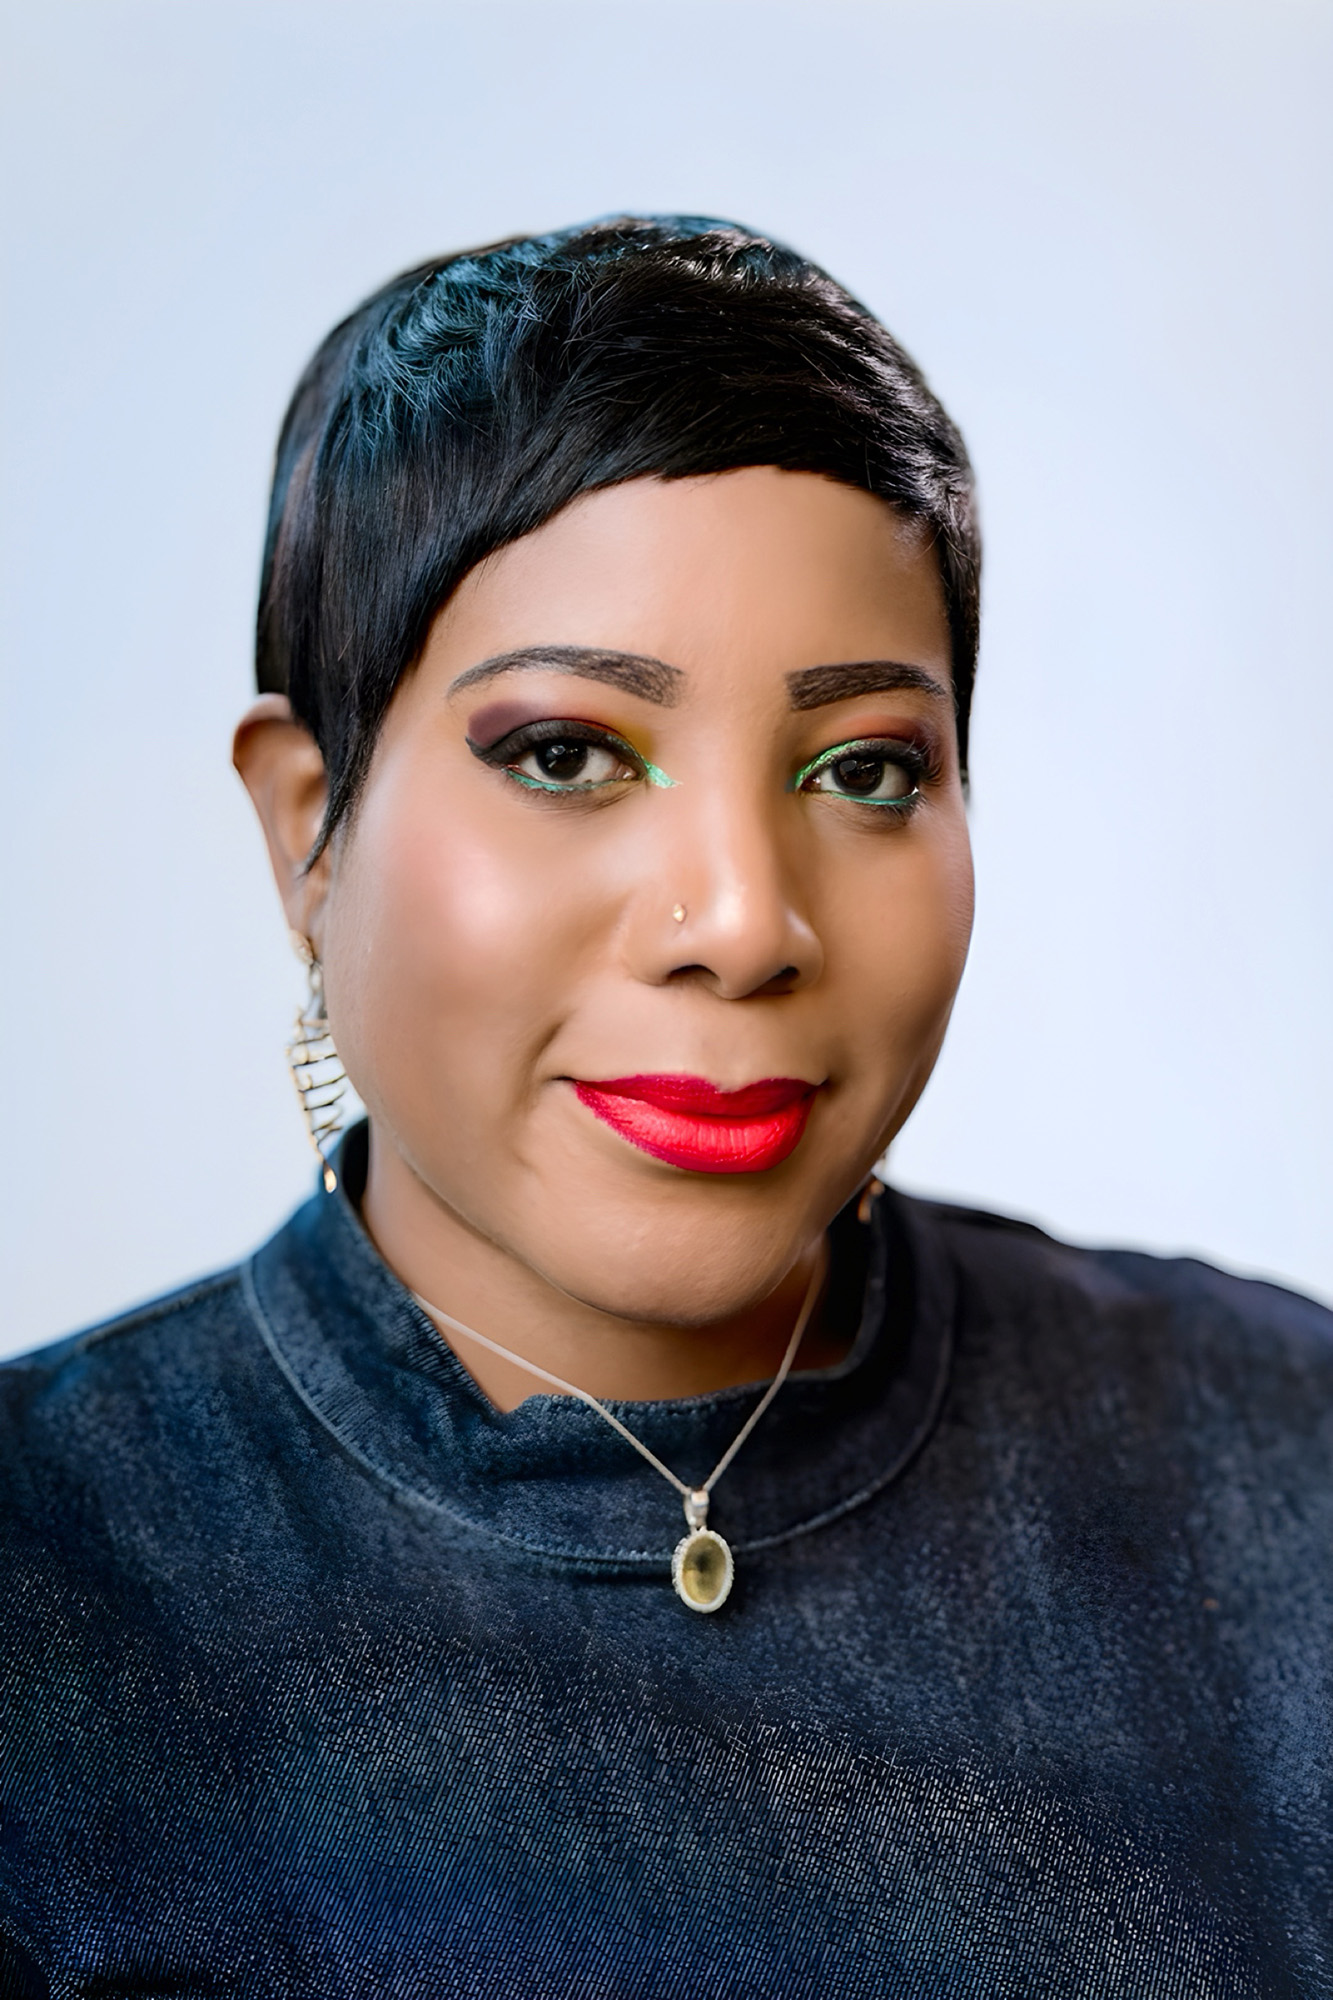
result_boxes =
[572,1073,817,1174]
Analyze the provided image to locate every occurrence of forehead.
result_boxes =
[424,467,953,696]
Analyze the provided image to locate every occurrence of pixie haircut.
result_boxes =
[257,215,980,849]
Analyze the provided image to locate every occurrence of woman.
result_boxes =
[2,217,1328,1997]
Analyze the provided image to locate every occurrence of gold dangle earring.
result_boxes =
[286,934,346,1194]
[857,1173,886,1224]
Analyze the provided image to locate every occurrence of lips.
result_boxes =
[572,1073,818,1174]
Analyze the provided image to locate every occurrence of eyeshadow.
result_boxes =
[464,699,577,750]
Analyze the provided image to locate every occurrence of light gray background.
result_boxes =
[2,0,1329,1360]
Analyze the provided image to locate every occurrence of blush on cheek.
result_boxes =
[898,847,974,1083]
[909,846,974,1014]
[382,822,545,1012]
[327,780,598,1160]
[841,828,973,1118]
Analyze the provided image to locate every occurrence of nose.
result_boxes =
[626,784,823,1000]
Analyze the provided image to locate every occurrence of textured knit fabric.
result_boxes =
[1,1125,1330,1999]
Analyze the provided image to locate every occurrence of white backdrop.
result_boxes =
[1,0,1329,1360]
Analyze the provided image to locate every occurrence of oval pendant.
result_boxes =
[671,1527,734,1613]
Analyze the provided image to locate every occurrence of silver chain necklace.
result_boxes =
[413,1242,827,1614]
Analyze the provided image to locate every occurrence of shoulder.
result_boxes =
[894,1190,1333,1454]
[0,1267,260,1514]
[1,1263,250,1398]
[903,1189,1332,1343]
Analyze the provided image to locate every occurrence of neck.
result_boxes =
[359,1123,843,1412]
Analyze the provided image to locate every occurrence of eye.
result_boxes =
[468,719,645,796]
[511,736,637,791]
[795,737,927,810]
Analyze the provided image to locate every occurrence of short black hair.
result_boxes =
[257,215,979,850]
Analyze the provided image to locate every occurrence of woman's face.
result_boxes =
[319,468,973,1325]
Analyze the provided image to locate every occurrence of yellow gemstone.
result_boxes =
[672,1528,734,1613]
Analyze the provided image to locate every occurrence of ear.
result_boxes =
[233,695,332,945]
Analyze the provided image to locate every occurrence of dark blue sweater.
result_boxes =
[2,1128,1330,1997]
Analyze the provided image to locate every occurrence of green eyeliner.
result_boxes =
[505,759,677,796]
[506,770,582,794]
[790,740,862,791]
[789,735,927,809]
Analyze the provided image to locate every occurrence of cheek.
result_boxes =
[915,822,975,984]
[820,822,973,1160]
[322,785,581,1122]
[839,818,975,1044]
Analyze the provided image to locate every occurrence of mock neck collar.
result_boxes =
[242,1124,956,1569]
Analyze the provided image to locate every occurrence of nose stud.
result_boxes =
[671,903,687,924]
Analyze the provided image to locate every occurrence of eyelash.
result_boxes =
[791,737,937,817]
[468,719,648,796]
[469,720,939,815]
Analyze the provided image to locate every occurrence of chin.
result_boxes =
[509,1170,842,1327]
[556,1255,793,1330]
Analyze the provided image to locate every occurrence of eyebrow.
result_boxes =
[784,661,952,710]
[449,645,684,707]
[448,644,950,714]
